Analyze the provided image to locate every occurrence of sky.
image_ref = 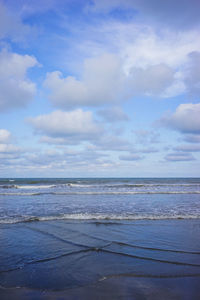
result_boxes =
[0,0,200,177]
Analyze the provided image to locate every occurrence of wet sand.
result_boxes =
[1,276,200,300]
[0,219,200,299]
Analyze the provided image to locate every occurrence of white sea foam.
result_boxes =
[0,192,41,196]
[14,185,56,189]
[1,213,200,224]
[67,183,93,188]
[1,182,200,191]
[53,191,200,195]
[64,183,200,188]
[1,191,200,196]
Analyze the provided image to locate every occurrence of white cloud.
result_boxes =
[44,53,124,109]
[118,27,200,71]
[128,64,174,97]
[44,19,200,106]
[0,129,11,143]
[96,23,200,98]
[44,50,185,110]
[161,103,200,134]
[0,143,20,153]
[0,49,38,112]
[28,109,103,144]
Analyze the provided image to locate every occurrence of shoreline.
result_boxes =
[1,218,200,299]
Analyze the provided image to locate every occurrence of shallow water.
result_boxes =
[0,219,200,299]
[0,178,200,299]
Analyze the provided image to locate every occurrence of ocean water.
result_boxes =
[0,178,200,299]
[0,177,200,223]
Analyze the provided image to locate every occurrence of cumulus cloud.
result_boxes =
[160,103,200,134]
[116,26,200,98]
[0,49,38,112]
[44,53,124,109]
[44,51,184,110]
[114,26,200,70]
[0,143,20,153]
[0,129,11,143]
[40,7,200,107]
[28,109,103,144]
[165,152,196,162]
[128,64,174,97]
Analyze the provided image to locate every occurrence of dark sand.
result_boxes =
[0,219,200,299]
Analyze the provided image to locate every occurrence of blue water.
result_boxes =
[0,178,200,223]
[0,178,200,298]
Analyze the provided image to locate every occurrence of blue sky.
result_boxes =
[0,0,200,177]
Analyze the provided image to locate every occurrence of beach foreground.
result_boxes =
[1,219,200,299]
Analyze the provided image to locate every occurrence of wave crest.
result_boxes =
[1,213,200,224]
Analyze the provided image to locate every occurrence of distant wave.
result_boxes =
[1,191,200,196]
[15,184,56,189]
[1,213,200,224]
[1,183,200,189]
[51,191,200,195]
[62,183,200,189]
[103,183,200,188]
[0,185,16,189]
[0,192,43,196]
[0,184,56,189]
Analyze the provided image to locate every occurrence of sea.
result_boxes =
[0,177,200,223]
[0,178,200,299]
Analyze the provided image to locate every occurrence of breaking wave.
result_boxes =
[1,213,200,224]
[1,183,200,189]
[0,184,56,189]
[1,191,200,196]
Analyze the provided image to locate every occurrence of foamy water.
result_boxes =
[0,178,200,223]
